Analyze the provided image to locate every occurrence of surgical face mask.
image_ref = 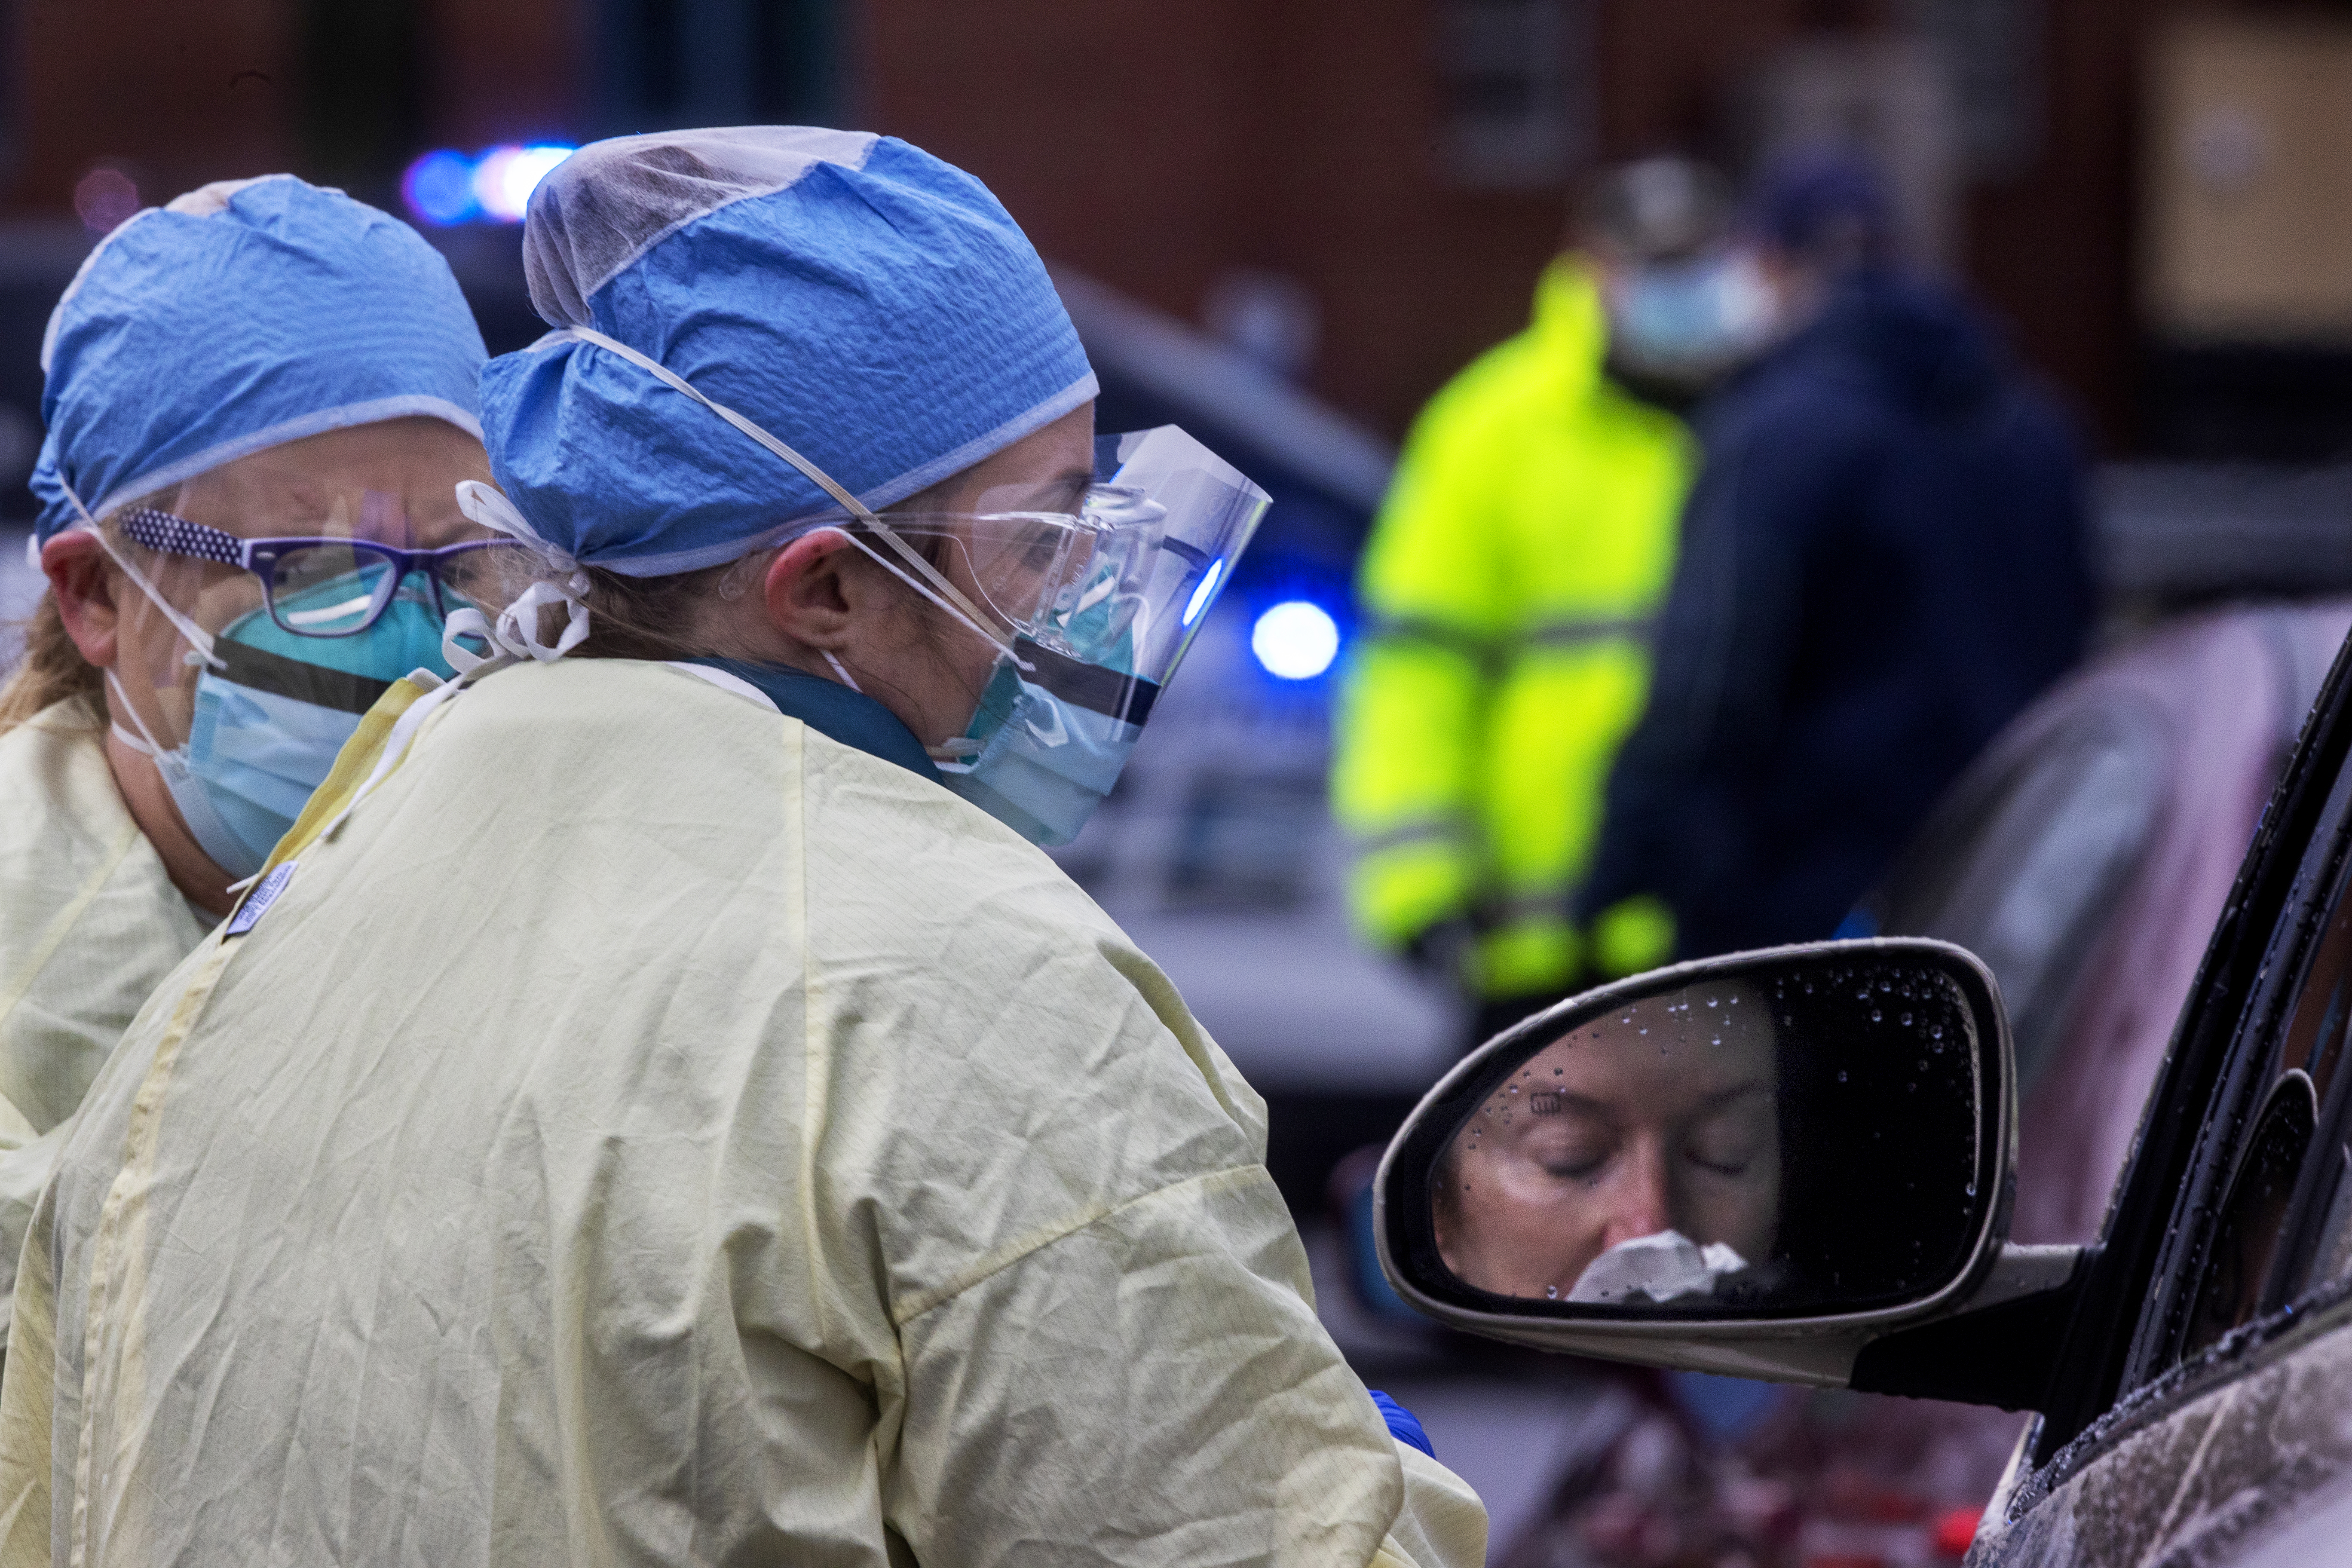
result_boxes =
[101,543,462,877]
[495,327,1271,847]
[1606,251,1778,386]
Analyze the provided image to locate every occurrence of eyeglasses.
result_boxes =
[117,506,521,639]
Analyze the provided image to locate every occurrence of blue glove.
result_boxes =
[1369,1390,1435,1458]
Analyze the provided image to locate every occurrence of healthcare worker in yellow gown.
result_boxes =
[0,130,1488,1567]
[0,175,491,1344]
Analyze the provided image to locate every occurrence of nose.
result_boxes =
[1599,1136,1673,1250]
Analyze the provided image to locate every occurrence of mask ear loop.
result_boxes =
[101,667,170,759]
[55,476,226,674]
[820,649,863,693]
[556,326,1032,672]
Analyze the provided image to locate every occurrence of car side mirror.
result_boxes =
[1377,938,2086,1401]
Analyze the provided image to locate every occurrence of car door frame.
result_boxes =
[2026,624,2352,1471]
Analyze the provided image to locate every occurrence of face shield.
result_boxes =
[867,426,1269,844]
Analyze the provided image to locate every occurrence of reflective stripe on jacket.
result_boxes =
[1331,259,1692,998]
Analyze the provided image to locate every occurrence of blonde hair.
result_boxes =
[0,508,149,736]
[0,592,104,733]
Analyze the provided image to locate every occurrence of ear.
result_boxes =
[760,530,862,650]
[41,531,120,670]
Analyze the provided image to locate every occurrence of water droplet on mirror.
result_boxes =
[1901,1013,1913,1026]
[1707,998,1719,1008]
[1546,1285,1559,1299]
[1838,1071,1848,1082]
[1871,1009,1883,1022]
[1966,1183,1976,1197]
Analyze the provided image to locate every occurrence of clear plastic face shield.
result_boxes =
[59,423,507,877]
[867,426,1271,844]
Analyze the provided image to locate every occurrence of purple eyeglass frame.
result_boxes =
[116,506,519,639]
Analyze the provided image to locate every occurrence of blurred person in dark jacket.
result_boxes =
[1576,150,2095,962]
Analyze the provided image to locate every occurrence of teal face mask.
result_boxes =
[935,624,1152,847]
[110,572,459,876]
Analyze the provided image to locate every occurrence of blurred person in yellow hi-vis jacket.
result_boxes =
[1334,158,1768,1046]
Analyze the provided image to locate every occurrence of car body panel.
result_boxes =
[1976,1296,2352,1566]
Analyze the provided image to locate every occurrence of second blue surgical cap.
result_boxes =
[32,174,487,543]
[482,126,1098,576]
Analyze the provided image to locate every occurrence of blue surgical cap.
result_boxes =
[31,174,487,544]
[482,127,1098,577]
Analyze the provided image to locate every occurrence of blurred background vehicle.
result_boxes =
[8,0,2352,1552]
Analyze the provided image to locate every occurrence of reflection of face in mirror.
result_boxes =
[1434,982,1779,1303]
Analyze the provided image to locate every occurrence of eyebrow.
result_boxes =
[1520,1081,1770,1118]
[1525,1091,1611,1118]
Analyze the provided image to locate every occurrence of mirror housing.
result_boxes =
[1376,938,2080,1398]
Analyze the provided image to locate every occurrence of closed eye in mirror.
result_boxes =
[1376,939,2069,1391]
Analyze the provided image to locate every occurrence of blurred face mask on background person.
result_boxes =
[1602,248,1779,390]
[69,418,505,877]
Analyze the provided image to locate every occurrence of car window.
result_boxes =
[2150,757,2352,1367]
[2181,858,2352,1353]
[1863,700,2168,1092]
